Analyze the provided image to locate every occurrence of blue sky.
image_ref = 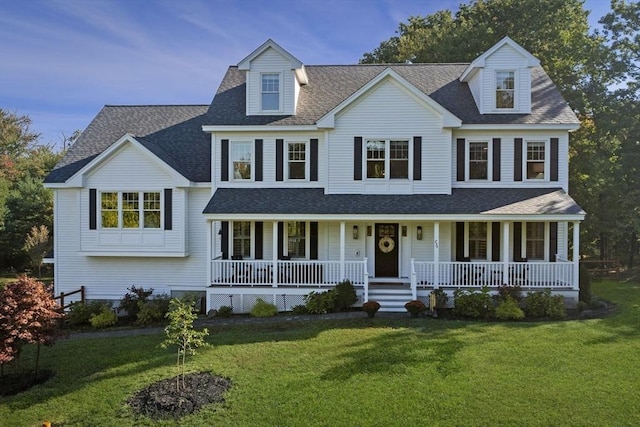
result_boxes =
[0,0,612,148]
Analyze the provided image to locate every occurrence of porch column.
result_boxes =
[433,222,440,288]
[340,221,346,279]
[272,221,278,287]
[573,221,580,290]
[502,222,510,285]
[206,220,212,287]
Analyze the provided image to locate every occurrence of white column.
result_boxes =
[206,220,212,313]
[573,221,580,290]
[433,222,440,288]
[340,221,346,279]
[502,222,510,285]
[272,221,278,287]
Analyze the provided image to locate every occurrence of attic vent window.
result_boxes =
[261,73,280,111]
[496,71,515,109]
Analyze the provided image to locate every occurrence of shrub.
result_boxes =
[576,300,588,313]
[334,280,357,311]
[496,285,523,302]
[495,297,525,320]
[119,286,154,319]
[218,305,233,317]
[136,294,171,326]
[453,287,495,319]
[404,299,427,317]
[362,300,381,318]
[431,289,449,308]
[304,290,337,314]
[579,264,592,304]
[66,301,110,327]
[90,306,117,329]
[291,305,309,315]
[250,298,278,318]
[524,290,566,319]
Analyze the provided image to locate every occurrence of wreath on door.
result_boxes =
[378,236,395,253]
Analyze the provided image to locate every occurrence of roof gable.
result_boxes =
[237,39,308,85]
[460,36,540,82]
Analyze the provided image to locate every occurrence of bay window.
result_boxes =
[100,191,161,229]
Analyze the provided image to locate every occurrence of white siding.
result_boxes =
[482,44,532,113]
[328,78,451,194]
[467,69,483,113]
[246,47,295,116]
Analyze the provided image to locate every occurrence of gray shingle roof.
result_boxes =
[203,188,585,216]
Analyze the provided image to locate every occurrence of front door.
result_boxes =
[375,223,399,277]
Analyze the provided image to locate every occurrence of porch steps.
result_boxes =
[367,284,413,313]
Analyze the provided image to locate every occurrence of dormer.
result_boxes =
[459,36,540,114]
[238,39,308,116]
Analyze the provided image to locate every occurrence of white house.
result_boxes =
[44,37,585,312]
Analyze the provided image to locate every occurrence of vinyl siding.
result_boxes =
[483,44,532,113]
[246,47,295,115]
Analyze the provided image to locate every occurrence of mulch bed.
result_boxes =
[127,372,232,420]
[0,369,55,396]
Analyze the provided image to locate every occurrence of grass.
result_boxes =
[1,280,639,426]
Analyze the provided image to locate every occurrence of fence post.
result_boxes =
[80,286,85,304]
[60,292,65,310]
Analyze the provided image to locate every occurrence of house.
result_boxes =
[44,37,585,312]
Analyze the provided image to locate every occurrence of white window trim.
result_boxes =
[230,220,253,259]
[284,221,310,259]
[523,139,549,182]
[364,138,411,181]
[285,141,309,181]
[260,72,283,113]
[230,141,254,182]
[524,222,548,261]
[494,69,517,111]
[99,190,163,230]
[464,222,490,261]
[466,140,492,181]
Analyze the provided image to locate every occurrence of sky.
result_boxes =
[0,0,613,149]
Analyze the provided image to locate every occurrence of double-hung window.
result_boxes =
[496,70,515,109]
[468,222,488,259]
[287,221,306,258]
[232,142,252,180]
[287,142,307,180]
[261,73,280,111]
[366,139,409,179]
[468,141,489,180]
[526,222,545,260]
[100,191,161,229]
[526,141,546,179]
[233,221,251,258]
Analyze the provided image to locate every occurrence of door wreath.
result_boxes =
[378,236,395,253]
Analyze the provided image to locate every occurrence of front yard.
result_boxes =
[1,280,638,426]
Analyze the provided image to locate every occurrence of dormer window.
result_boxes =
[496,71,515,109]
[261,73,280,111]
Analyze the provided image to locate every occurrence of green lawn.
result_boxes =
[1,280,639,426]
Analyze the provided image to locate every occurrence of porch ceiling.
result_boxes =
[203,187,585,218]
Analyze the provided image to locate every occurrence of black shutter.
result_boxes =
[164,189,172,230]
[221,139,229,181]
[550,138,559,182]
[310,138,318,181]
[456,222,465,261]
[89,189,97,230]
[514,138,523,181]
[456,138,465,181]
[276,139,284,181]
[492,138,501,181]
[492,222,501,262]
[221,221,229,260]
[413,136,422,181]
[354,136,363,180]
[255,222,263,260]
[513,222,522,261]
[255,139,263,182]
[277,222,284,259]
[310,222,318,260]
[549,222,558,262]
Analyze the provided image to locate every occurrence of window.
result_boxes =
[468,222,487,259]
[526,141,546,179]
[469,141,488,180]
[526,222,545,260]
[496,71,515,109]
[100,191,161,229]
[261,73,280,111]
[233,221,251,258]
[366,139,409,179]
[232,142,252,180]
[287,221,306,258]
[288,142,306,180]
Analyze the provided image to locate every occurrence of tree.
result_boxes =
[0,276,62,375]
[24,225,50,277]
[161,298,209,391]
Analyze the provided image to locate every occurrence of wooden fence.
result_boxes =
[54,286,85,310]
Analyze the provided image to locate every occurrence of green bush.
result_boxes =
[89,306,117,328]
[496,285,523,302]
[218,305,233,317]
[304,290,337,314]
[250,298,278,317]
[118,286,154,319]
[66,301,110,327]
[524,290,566,319]
[291,304,309,315]
[576,300,588,313]
[334,280,357,311]
[579,264,592,304]
[431,289,449,308]
[453,287,495,319]
[495,297,525,320]
[136,294,171,325]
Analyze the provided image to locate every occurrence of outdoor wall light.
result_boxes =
[353,225,359,240]
[417,226,423,240]
[367,225,372,237]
